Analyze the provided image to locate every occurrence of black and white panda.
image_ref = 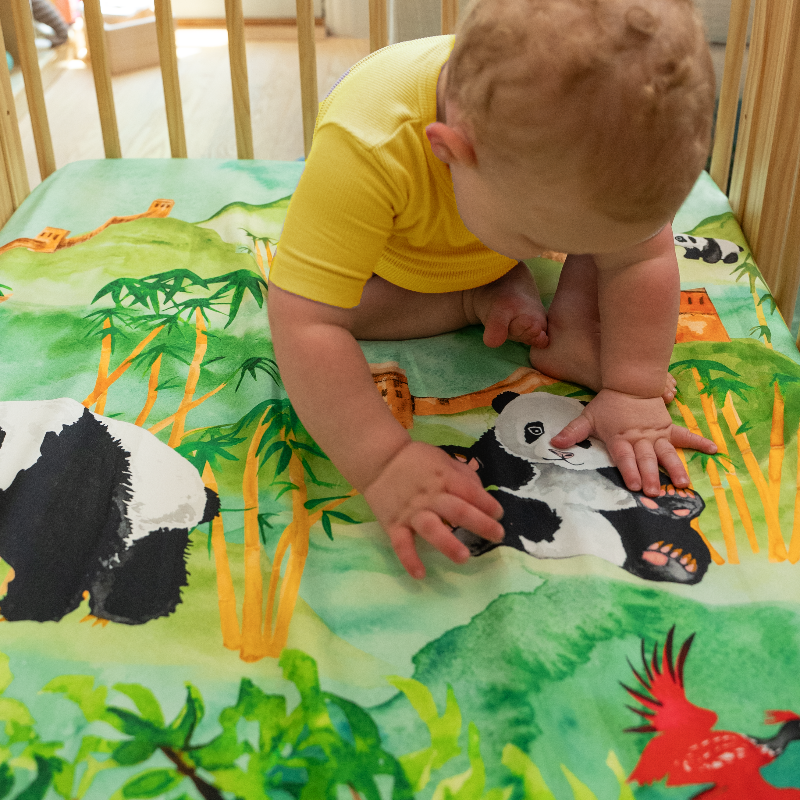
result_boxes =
[441,391,711,584]
[0,398,219,624]
[673,233,744,264]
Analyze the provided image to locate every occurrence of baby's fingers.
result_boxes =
[551,413,593,449]
[654,438,690,489]
[435,494,505,545]
[670,424,717,455]
[388,524,427,580]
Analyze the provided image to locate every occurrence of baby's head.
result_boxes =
[434,0,715,256]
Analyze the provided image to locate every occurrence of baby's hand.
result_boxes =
[550,388,717,496]
[362,441,505,579]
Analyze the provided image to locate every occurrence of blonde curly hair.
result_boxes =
[445,0,716,224]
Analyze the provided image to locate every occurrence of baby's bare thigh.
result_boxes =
[348,275,472,341]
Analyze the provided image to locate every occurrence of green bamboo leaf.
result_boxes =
[112,684,165,728]
[0,653,11,695]
[167,685,204,747]
[560,765,599,800]
[120,768,184,798]
[431,723,488,800]
[303,495,351,510]
[275,443,293,477]
[605,751,636,800]
[14,755,55,800]
[0,762,13,798]
[321,513,333,540]
[501,744,557,800]
[42,676,108,723]
[388,677,461,792]
[103,707,163,739]
[323,510,357,526]
[273,481,299,500]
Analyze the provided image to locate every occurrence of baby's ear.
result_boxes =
[425,122,476,167]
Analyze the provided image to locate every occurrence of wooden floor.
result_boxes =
[15,30,370,190]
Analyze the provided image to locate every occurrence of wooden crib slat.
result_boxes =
[296,0,318,159]
[728,0,791,249]
[442,0,459,35]
[9,0,56,179]
[83,0,122,159]
[754,0,800,323]
[155,0,187,158]
[0,14,30,223]
[708,0,750,192]
[225,0,254,160]
[369,0,388,53]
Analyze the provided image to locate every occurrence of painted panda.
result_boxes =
[673,233,744,264]
[440,391,711,584]
[0,398,219,624]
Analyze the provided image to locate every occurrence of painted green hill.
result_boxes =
[196,195,292,253]
[0,217,254,309]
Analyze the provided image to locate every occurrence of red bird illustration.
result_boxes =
[623,627,800,798]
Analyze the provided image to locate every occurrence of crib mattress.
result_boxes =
[1,159,799,799]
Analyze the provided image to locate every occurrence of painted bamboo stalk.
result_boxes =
[674,447,725,565]
[90,318,112,415]
[83,325,165,409]
[790,417,800,562]
[240,410,271,662]
[675,398,736,563]
[721,392,788,561]
[690,367,759,553]
[135,354,163,427]
[265,452,309,656]
[148,383,226,436]
[201,462,241,650]
[769,380,785,514]
[167,309,207,448]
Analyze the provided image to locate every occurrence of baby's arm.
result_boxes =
[550,225,716,495]
[267,285,505,578]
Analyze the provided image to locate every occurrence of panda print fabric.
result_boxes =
[0,398,219,624]
[441,392,711,584]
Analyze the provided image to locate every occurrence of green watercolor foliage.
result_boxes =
[0,648,644,800]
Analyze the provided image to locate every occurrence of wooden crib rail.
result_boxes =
[1,0,797,328]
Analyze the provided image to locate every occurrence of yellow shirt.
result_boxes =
[268,35,517,308]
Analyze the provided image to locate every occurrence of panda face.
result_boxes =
[494,392,612,470]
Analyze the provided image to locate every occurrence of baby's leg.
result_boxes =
[349,264,547,345]
[528,254,604,391]
[530,255,677,400]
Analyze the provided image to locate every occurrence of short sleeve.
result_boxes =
[268,124,400,308]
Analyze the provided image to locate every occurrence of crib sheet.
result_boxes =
[1,159,800,800]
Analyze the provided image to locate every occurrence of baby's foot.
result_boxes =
[468,265,548,349]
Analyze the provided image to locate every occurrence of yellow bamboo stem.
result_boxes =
[148,382,226,436]
[0,566,14,598]
[675,397,736,563]
[790,417,800,562]
[202,463,241,650]
[135,354,163,427]
[264,484,357,655]
[675,448,726,565]
[691,368,759,553]
[753,288,774,348]
[240,411,271,662]
[83,325,165,409]
[265,453,309,655]
[89,319,112,414]
[722,392,788,561]
[167,310,207,448]
[769,380,785,513]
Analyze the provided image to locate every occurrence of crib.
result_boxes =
[2,1,800,798]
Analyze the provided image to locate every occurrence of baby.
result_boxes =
[267,0,719,578]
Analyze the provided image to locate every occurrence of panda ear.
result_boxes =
[492,391,519,414]
[580,400,590,406]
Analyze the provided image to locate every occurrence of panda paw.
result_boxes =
[642,540,699,577]
[80,613,110,627]
[635,481,704,520]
